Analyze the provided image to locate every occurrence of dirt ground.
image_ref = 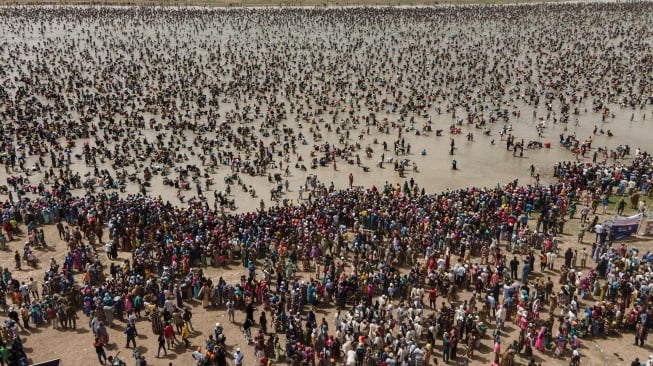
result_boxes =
[0,193,650,366]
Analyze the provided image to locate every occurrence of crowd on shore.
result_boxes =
[0,149,650,365]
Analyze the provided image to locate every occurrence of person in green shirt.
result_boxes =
[0,344,9,366]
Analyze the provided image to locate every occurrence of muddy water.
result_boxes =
[0,5,651,214]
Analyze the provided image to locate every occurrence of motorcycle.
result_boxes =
[569,355,580,366]
[111,352,126,366]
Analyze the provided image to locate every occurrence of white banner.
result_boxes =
[611,213,643,224]
[606,213,642,240]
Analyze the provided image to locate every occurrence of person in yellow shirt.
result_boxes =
[424,342,432,365]
[20,306,30,329]
[181,321,191,348]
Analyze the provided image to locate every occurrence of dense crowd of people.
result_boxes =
[0,3,651,366]
[0,3,652,206]
[0,148,649,365]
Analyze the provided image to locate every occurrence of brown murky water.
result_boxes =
[0,5,651,214]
